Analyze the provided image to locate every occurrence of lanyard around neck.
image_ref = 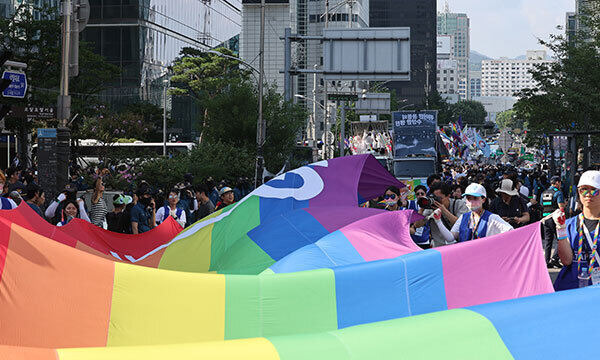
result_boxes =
[577,214,600,278]
[471,211,484,240]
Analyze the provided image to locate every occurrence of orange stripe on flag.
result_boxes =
[0,224,114,348]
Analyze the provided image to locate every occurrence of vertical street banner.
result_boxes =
[392,111,438,158]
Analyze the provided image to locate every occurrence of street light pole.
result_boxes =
[58,0,72,125]
[163,80,168,156]
[255,0,266,188]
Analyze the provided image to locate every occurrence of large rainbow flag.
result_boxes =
[0,155,575,359]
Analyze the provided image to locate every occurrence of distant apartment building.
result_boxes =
[481,50,554,97]
[469,70,481,98]
[437,7,469,99]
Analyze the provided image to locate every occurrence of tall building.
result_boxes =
[82,0,242,139]
[469,70,481,98]
[566,12,577,43]
[437,7,469,99]
[241,0,370,139]
[370,0,437,109]
[481,51,554,97]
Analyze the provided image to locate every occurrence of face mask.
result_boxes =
[466,198,484,212]
[385,199,398,206]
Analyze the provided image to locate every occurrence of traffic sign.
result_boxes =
[2,71,27,99]
[328,93,358,102]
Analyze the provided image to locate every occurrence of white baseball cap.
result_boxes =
[578,171,600,189]
[463,183,487,198]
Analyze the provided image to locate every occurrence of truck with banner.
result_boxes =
[391,110,439,187]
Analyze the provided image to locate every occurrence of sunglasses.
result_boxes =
[416,192,426,196]
[169,194,178,199]
[578,188,600,197]
[384,194,397,200]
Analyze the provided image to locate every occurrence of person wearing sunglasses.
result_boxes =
[155,189,186,228]
[553,171,600,290]
[412,185,432,249]
[381,186,417,212]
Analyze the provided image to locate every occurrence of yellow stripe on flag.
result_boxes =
[58,338,280,360]
[107,262,226,346]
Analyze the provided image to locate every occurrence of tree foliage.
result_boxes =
[450,100,487,125]
[495,110,527,130]
[0,2,119,128]
[514,1,600,136]
[169,47,307,172]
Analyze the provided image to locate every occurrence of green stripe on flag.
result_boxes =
[225,269,338,340]
[209,196,261,271]
[270,309,514,360]
[213,234,275,274]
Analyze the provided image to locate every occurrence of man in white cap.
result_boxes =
[553,170,600,290]
[433,183,514,244]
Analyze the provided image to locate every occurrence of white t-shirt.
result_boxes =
[450,211,514,238]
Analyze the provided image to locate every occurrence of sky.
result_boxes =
[437,0,575,59]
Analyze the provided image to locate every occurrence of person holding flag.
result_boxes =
[553,171,600,290]
[433,183,513,244]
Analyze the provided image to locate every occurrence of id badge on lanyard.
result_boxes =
[582,224,600,285]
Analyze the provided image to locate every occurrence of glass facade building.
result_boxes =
[369,0,437,109]
[82,0,242,140]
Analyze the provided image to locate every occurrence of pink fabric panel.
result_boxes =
[343,210,422,262]
[438,222,554,309]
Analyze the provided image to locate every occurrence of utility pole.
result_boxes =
[425,61,431,108]
[340,101,346,157]
[163,80,168,156]
[324,0,329,159]
[312,64,317,150]
[58,0,72,124]
[255,0,266,188]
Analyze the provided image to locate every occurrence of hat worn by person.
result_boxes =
[219,186,233,197]
[578,170,600,189]
[463,183,487,198]
[496,179,519,197]
[113,194,133,206]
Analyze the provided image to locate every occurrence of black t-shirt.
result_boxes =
[490,196,528,222]
[573,218,600,262]
[106,211,131,234]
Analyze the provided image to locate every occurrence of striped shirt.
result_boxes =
[89,196,108,227]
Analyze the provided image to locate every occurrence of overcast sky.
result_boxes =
[437,0,575,58]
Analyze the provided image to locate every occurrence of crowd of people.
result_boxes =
[0,166,252,235]
[1,158,599,292]
[374,163,593,276]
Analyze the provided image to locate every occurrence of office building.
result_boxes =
[437,7,469,99]
[436,59,458,95]
[241,0,370,140]
[370,0,437,109]
[82,0,242,140]
[481,51,554,97]
[469,70,481,98]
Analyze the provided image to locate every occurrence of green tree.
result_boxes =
[169,47,307,171]
[495,110,527,130]
[170,47,252,142]
[514,2,600,137]
[421,90,453,124]
[0,2,119,163]
[450,100,487,125]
